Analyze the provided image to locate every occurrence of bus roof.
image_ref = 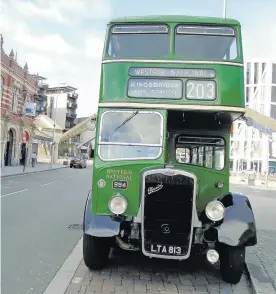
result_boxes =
[109,15,241,27]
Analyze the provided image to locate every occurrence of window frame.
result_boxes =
[98,110,164,161]
[175,135,226,171]
[174,24,239,61]
[12,85,20,113]
[106,23,171,59]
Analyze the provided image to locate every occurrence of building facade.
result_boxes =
[46,85,79,157]
[230,60,276,174]
[46,85,78,131]
[33,75,48,116]
[1,35,38,166]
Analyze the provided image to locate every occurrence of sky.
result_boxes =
[1,0,276,118]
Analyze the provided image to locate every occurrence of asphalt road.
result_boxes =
[1,167,92,294]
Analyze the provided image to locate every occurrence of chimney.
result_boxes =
[24,62,28,71]
[24,63,28,78]
[9,49,14,59]
[9,49,14,67]
[0,34,3,52]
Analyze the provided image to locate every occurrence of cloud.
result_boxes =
[1,0,113,117]
[11,0,66,23]
[1,11,72,54]
[242,23,276,60]
[15,32,73,55]
[10,0,112,24]
[24,53,54,73]
[2,0,275,119]
[85,32,105,58]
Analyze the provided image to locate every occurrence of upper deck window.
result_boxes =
[108,24,170,58]
[175,25,238,61]
[98,110,163,161]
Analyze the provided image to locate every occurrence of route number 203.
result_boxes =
[186,80,216,100]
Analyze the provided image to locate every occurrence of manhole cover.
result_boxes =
[68,224,83,230]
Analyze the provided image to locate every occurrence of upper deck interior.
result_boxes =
[99,15,245,114]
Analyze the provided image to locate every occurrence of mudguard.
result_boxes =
[83,190,120,237]
[215,192,257,247]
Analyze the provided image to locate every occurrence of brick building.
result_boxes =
[1,35,38,166]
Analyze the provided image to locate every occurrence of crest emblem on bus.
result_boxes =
[148,183,163,195]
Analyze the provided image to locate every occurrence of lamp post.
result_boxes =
[50,82,66,168]
[223,0,227,18]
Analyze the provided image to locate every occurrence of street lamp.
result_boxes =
[50,81,66,168]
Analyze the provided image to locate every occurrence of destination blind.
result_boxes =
[127,79,183,99]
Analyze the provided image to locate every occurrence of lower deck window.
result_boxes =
[176,136,225,170]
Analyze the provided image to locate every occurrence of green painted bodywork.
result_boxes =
[92,15,244,217]
[100,62,244,108]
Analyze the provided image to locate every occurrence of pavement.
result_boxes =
[231,184,276,294]
[1,161,68,177]
[2,169,275,294]
[58,245,252,294]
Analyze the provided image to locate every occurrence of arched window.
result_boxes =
[1,76,4,99]
[12,85,20,113]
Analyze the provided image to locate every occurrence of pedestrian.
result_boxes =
[31,152,37,168]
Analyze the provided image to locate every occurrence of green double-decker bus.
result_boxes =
[83,15,257,284]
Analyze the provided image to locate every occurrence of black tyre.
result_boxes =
[83,234,111,270]
[70,164,73,168]
[220,245,245,284]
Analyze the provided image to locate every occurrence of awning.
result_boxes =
[33,135,53,142]
[244,108,276,133]
[34,114,63,131]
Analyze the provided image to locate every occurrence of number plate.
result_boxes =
[186,80,216,100]
[149,244,185,255]
[112,180,128,189]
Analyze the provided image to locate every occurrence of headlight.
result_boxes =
[108,195,128,215]
[205,200,225,221]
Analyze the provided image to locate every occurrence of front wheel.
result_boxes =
[219,245,245,284]
[83,234,111,270]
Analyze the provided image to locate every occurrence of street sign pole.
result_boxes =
[223,0,227,18]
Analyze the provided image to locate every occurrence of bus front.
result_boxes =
[83,16,257,285]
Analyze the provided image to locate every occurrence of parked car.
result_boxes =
[70,157,87,168]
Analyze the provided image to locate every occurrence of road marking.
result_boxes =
[40,181,58,187]
[64,176,73,180]
[1,189,28,198]
[43,237,83,294]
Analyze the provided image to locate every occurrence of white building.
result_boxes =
[46,85,78,131]
[230,60,276,174]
